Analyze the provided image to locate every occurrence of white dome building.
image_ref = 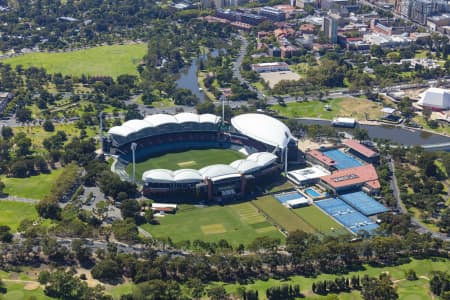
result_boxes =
[417,88,450,110]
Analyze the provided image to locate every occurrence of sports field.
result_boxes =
[128,149,246,179]
[0,201,38,231]
[252,196,316,233]
[293,205,348,236]
[1,168,64,200]
[3,44,146,78]
[140,203,283,246]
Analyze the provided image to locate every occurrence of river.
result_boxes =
[175,49,223,103]
[296,118,450,146]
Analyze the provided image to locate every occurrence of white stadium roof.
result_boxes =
[199,164,240,179]
[231,113,294,148]
[109,113,221,137]
[229,159,261,174]
[418,87,450,110]
[142,152,279,183]
[246,152,278,167]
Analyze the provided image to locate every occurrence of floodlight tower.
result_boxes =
[284,146,288,176]
[98,111,104,151]
[131,142,137,183]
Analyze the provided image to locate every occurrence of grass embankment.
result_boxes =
[3,44,147,78]
[272,97,384,120]
[252,196,316,233]
[1,168,64,200]
[128,149,246,179]
[140,203,283,246]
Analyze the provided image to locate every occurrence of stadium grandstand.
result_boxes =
[106,112,299,201]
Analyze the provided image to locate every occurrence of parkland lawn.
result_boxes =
[220,257,449,300]
[272,97,384,120]
[3,44,146,78]
[140,203,284,246]
[0,201,38,231]
[128,148,246,179]
[1,168,64,200]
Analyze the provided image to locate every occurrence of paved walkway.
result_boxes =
[0,196,39,203]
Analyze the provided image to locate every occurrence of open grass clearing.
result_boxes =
[219,257,448,300]
[13,123,97,150]
[272,97,384,120]
[0,282,51,300]
[128,148,246,179]
[0,201,38,231]
[252,195,316,233]
[3,44,147,78]
[293,205,349,237]
[1,168,64,200]
[140,203,283,246]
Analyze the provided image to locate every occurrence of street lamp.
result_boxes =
[98,111,104,151]
[131,142,137,183]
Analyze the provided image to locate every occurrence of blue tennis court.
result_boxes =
[304,188,321,197]
[315,198,379,234]
[322,149,363,170]
[339,192,389,216]
[275,191,305,203]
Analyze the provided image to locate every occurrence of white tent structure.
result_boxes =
[417,88,450,110]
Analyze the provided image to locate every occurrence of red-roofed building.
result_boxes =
[343,139,379,164]
[300,23,315,34]
[306,150,336,170]
[319,164,380,194]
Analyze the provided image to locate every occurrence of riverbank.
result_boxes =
[295,117,450,147]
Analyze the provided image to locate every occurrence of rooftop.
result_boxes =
[307,150,336,166]
[320,164,379,189]
[343,139,379,158]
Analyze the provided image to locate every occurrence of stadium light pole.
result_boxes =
[221,95,225,127]
[98,111,104,151]
[284,146,288,176]
[131,142,137,183]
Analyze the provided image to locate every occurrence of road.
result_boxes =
[388,157,449,241]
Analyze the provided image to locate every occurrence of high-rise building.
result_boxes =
[395,0,449,24]
[323,16,338,43]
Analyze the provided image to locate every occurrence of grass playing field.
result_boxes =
[293,205,349,237]
[140,203,284,246]
[1,168,64,200]
[3,44,147,78]
[252,196,316,233]
[128,148,246,179]
[0,201,39,231]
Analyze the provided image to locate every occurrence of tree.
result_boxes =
[43,119,55,132]
[120,199,140,220]
[1,126,13,140]
[186,278,204,299]
[14,132,32,156]
[353,128,369,141]
[91,259,122,283]
[16,108,33,123]
[361,275,398,300]
[0,225,13,243]
[0,180,5,196]
[208,285,229,300]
